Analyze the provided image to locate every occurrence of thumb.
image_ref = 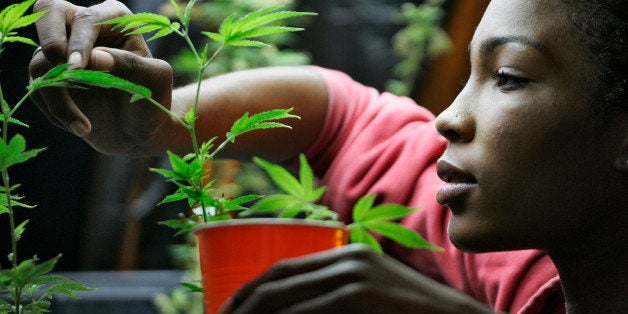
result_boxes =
[88,47,172,85]
[88,47,173,104]
[89,48,115,71]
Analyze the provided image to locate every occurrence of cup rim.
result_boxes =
[192,217,348,234]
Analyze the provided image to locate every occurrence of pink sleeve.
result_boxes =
[305,66,565,314]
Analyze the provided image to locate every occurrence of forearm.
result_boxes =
[155,66,329,162]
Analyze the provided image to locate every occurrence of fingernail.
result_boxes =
[68,52,83,69]
[90,49,115,70]
[69,121,89,137]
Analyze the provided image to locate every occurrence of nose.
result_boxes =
[435,93,475,143]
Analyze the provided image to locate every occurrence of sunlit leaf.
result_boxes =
[352,194,377,222]
[252,157,303,197]
[2,36,38,46]
[360,204,417,222]
[350,226,382,254]
[362,221,442,250]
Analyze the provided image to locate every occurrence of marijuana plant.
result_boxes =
[98,0,440,254]
[0,1,96,313]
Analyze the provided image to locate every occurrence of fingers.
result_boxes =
[66,0,136,69]
[33,0,79,64]
[225,245,377,313]
[29,46,90,135]
[91,47,173,105]
[33,0,145,69]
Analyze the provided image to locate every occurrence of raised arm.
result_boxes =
[28,0,328,162]
[165,66,328,162]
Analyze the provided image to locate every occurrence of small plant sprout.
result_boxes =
[245,154,443,253]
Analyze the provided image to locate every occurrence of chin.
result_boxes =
[447,218,523,253]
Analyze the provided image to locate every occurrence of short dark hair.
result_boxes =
[562,0,627,116]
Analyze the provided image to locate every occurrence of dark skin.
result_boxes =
[28,0,627,313]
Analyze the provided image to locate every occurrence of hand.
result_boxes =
[222,244,494,314]
[28,0,173,155]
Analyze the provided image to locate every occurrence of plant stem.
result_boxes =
[0,67,24,314]
[9,90,35,117]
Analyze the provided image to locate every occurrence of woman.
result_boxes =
[29,0,626,312]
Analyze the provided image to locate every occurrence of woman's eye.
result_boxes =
[491,71,529,91]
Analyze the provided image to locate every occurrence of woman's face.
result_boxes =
[434,0,626,253]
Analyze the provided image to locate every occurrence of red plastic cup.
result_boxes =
[194,218,349,313]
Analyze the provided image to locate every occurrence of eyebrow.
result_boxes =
[471,35,548,59]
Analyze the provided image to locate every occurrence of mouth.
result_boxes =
[436,159,477,206]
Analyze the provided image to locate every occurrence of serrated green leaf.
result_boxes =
[14,219,28,240]
[229,108,298,138]
[0,134,46,170]
[126,24,163,35]
[298,153,314,194]
[21,300,51,312]
[202,31,224,43]
[29,274,66,285]
[231,26,303,42]
[310,186,327,202]
[151,167,180,181]
[350,226,382,253]
[352,194,377,222]
[223,194,263,209]
[242,194,298,216]
[100,12,172,31]
[39,63,71,80]
[362,221,442,251]
[166,151,189,178]
[44,281,95,299]
[237,8,316,33]
[0,205,8,215]
[158,218,198,237]
[168,0,184,22]
[226,39,270,47]
[29,64,152,100]
[279,203,305,218]
[158,192,189,205]
[0,0,38,34]
[2,36,38,46]
[149,23,177,41]
[252,157,304,197]
[183,0,198,26]
[0,115,29,128]
[60,69,152,98]
[179,282,203,293]
[360,204,417,222]
[7,10,47,31]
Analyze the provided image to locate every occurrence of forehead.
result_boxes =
[471,0,590,69]
[473,1,569,52]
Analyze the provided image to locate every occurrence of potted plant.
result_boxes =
[18,0,442,312]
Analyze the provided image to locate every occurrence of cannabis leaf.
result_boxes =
[203,6,317,47]
[98,12,180,42]
[29,64,152,100]
[242,154,335,220]
[0,0,47,47]
[349,195,443,253]
[247,154,441,253]
[227,108,299,143]
[0,134,46,171]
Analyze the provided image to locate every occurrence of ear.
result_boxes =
[614,135,628,172]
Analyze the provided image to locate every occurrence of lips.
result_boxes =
[436,159,477,206]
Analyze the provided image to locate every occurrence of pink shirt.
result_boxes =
[305,67,565,313]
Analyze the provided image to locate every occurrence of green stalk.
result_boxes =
[0,59,23,314]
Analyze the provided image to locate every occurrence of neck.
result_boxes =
[548,215,627,313]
